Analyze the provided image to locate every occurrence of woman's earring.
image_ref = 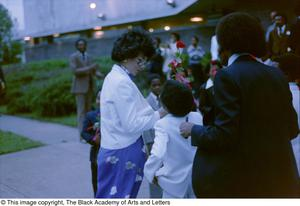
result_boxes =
[123,59,128,63]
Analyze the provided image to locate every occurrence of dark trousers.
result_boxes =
[91,162,98,197]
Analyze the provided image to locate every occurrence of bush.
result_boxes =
[33,74,75,116]
[3,57,113,117]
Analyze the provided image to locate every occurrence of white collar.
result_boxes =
[228,54,243,66]
[228,53,258,66]
[113,64,131,79]
[149,92,158,100]
[205,78,214,89]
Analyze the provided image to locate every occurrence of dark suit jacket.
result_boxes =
[290,19,300,56]
[199,82,215,126]
[81,109,100,163]
[268,25,291,59]
[191,55,299,197]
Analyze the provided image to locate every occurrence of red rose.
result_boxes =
[176,40,185,49]
[168,60,181,71]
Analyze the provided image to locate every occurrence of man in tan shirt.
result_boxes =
[70,39,99,140]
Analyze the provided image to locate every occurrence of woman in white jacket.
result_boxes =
[144,80,202,198]
[96,30,167,198]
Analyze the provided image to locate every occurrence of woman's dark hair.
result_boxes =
[160,80,194,117]
[171,32,180,41]
[216,12,266,57]
[75,38,87,48]
[111,29,155,62]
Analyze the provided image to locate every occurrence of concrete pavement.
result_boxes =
[0,114,149,198]
[0,114,299,197]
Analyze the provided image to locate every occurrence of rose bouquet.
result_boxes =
[168,40,193,89]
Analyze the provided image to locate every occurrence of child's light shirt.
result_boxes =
[144,112,203,197]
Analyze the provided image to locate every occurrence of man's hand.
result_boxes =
[179,122,194,138]
[95,70,104,78]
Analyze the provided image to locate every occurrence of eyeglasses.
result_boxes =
[136,56,148,69]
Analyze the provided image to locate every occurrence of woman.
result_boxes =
[96,30,167,198]
[161,32,181,79]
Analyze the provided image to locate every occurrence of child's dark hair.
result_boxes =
[160,80,194,117]
[147,73,161,85]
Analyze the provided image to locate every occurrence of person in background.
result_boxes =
[268,13,291,60]
[187,36,206,94]
[148,37,164,80]
[143,74,162,153]
[142,73,163,198]
[265,11,278,42]
[289,6,300,56]
[187,36,205,66]
[81,90,101,197]
[161,32,181,79]
[144,80,202,198]
[0,65,5,101]
[70,39,102,140]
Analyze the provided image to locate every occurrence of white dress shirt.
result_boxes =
[210,35,219,61]
[100,64,160,149]
[144,112,203,197]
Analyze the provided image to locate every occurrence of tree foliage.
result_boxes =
[0,3,21,64]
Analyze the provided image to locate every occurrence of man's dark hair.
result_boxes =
[75,38,87,48]
[160,80,194,117]
[154,37,161,45]
[216,12,266,57]
[192,36,199,43]
[171,32,180,41]
[111,29,155,62]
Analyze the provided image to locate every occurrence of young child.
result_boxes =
[143,74,162,153]
[81,90,101,197]
[143,74,163,198]
[144,80,203,198]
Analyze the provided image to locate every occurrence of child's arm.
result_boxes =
[143,122,169,184]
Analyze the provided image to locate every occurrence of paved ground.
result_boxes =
[0,114,299,198]
[0,114,149,198]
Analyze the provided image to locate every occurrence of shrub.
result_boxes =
[33,74,75,116]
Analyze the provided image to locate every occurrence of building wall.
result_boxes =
[24,26,215,62]
[24,8,298,62]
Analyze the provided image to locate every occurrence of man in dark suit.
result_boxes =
[290,9,300,56]
[268,13,291,60]
[180,12,299,197]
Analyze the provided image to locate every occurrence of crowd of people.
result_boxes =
[69,11,300,198]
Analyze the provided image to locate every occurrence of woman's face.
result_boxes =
[125,54,148,76]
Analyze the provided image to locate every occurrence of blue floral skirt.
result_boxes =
[96,137,146,198]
